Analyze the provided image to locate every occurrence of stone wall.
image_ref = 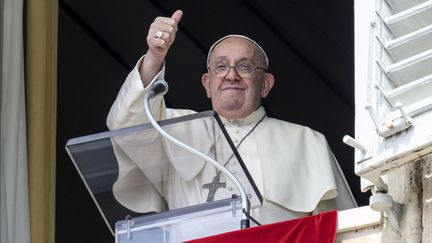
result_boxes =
[381,157,432,243]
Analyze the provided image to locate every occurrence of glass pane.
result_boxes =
[66,111,262,235]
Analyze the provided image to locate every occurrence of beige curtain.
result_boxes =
[0,0,31,242]
[25,0,58,243]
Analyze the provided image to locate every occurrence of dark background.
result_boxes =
[57,0,364,242]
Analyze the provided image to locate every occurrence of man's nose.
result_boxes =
[225,66,241,80]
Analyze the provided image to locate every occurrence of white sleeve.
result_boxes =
[106,55,167,130]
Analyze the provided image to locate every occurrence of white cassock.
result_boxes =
[107,57,356,225]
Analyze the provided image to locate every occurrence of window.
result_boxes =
[352,0,432,185]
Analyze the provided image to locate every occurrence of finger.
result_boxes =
[151,22,175,35]
[147,37,169,50]
[171,10,183,24]
[153,30,171,42]
[155,16,175,26]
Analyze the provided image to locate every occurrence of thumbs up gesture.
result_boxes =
[140,10,183,86]
[147,10,183,59]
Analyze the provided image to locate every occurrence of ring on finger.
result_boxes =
[155,30,163,39]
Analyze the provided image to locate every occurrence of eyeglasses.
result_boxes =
[208,61,267,78]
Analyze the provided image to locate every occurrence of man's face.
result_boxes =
[202,37,274,119]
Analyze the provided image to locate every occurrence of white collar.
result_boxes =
[220,106,267,126]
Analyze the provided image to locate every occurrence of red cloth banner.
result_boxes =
[185,210,337,243]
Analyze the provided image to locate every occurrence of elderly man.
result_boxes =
[107,10,354,225]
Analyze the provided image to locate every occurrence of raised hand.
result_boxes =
[140,10,183,86]
[147,10,183,59]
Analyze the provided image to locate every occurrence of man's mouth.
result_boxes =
[221,86,244,91]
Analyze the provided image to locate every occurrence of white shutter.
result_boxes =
[352,0,432,188]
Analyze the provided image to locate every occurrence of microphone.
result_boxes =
[148,80,169,98]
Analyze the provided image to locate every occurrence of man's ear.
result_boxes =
[260,73,275,98]
[201,73,211,98]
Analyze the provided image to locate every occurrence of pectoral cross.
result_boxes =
[202,174,226,202]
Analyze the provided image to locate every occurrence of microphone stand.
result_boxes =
[144,80,251,229]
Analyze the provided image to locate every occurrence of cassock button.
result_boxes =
[227,186,234,191]
[232,138,239,143]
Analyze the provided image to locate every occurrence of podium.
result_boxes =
[66,111,263,242]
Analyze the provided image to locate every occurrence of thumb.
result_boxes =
[171,10,183,24]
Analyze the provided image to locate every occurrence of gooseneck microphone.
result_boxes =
[148,80,169,98]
